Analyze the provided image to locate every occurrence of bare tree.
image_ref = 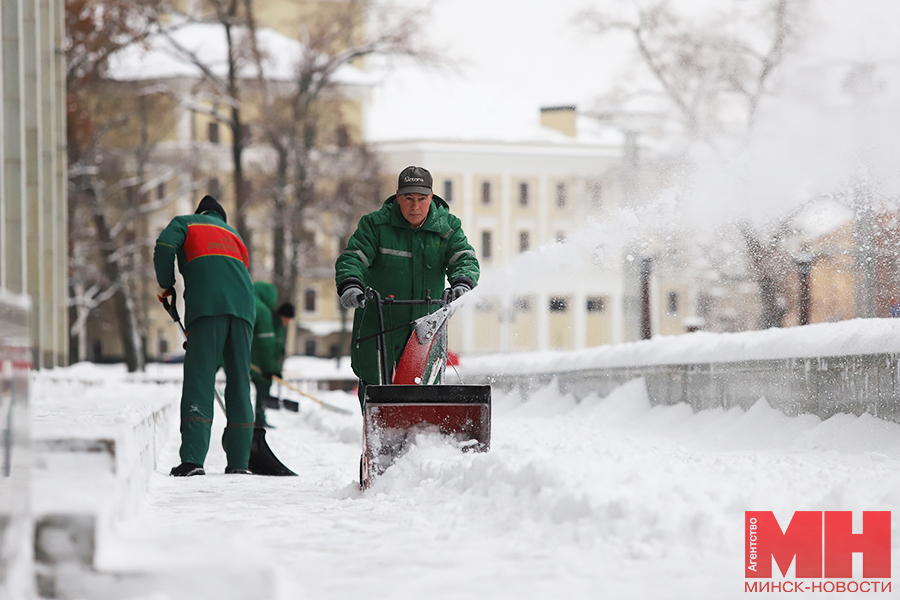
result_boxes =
[66,0,165,370]
[738,220,793,328]
[580,0,810,329]
[243,0,439,303]
[151,0,257,248]
[580,0,809,141]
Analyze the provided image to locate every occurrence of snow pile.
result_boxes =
[323,378,900,598]
[462,317,900,376]
[34,353,900,599]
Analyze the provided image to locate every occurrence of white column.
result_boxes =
[25,0,45,367]
[54,0,68,365]
[536,292,550,351]
[460,170,475,353]
[3,0,28,296]
[572,291,587,349]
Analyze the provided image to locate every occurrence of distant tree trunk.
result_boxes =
[852,182,877,318]
[272,148,290,301]
[740,222,789,329]
[87,184,146,371]
[222,13,250,251]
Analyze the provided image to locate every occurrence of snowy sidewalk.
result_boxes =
[35,363,900,599]
[31,364,281,599]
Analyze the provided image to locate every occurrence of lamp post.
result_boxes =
[795,253,814,326]
[640,256,653,340]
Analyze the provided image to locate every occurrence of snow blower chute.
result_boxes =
[358,288,491,488]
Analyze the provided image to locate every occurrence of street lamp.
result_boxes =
[795,253,814,326]
[640,256,653,340]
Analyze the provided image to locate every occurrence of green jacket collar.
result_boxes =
[198,210,226,224]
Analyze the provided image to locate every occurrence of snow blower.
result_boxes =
[358,288,491,488]
[160,295,297,476]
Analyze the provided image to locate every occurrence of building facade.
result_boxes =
[81,15,373,364]
[1,0,68,369]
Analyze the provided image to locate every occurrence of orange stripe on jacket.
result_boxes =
[184,223,250,268]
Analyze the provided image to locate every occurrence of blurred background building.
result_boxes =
[1,0,68,369]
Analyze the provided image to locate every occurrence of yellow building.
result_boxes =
[84,9,374,363]
[371,107,632,356]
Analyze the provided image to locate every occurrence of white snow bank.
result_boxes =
[35,350,900,599]
[319,379,900,598]
[462,318,900,376]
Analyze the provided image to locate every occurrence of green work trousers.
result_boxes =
[180,314,254,469]
[253,378,272,427]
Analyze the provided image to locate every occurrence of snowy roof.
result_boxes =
[364,68,624,146]
[790,197,854,241]
[106,21,377,86]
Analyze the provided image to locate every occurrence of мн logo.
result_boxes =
[746,511,890,580]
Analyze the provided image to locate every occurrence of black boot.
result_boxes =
[170,462,205,477]
[225,466,252,474]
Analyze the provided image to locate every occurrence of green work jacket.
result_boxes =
[153,212,256,328]
[250,281,282,383]
[335,195,479,384]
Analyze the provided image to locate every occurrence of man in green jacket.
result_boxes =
[335,166,480,410]
[154,196,256,476]
[250,282,294,427]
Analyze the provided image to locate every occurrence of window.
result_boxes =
[158,335,168,355]
[475,298,494,313]
[207,177,221,199]
[556,182,567,208]
[697,292,712,319]
[304,123,317,146]
[556,231,567,244]
[336,124,350,148]
[240,123,252,143]
[304,289,316,312]
[513,296,532,312]
[667,291,679,315]
[481,180,491,205]
[519,231,530,253]
[208,121,220,144]
[157,182,166,200]
[549,297,568,312]
[443,179,453,203]
[482,231,493,260]
[586,297,606,313]
[588,180,603,209]
[304,339,317,356]
[519,182,529,206]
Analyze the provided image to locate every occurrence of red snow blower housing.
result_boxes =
[359,288,491,488]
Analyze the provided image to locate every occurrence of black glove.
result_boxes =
[340,286,366,309]
[450,283,471,301]
[263,371,282,381]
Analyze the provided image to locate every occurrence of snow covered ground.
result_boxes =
[33,359,900,599]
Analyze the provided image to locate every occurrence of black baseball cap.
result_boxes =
[397,166,433,195]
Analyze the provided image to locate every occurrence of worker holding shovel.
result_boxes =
[154,195,256,477]
[249,281,294,427]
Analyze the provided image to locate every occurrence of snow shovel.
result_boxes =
[160,296,297,476]
[250,364,352,415]
[248,428,296,476]
[359,288,491,488]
